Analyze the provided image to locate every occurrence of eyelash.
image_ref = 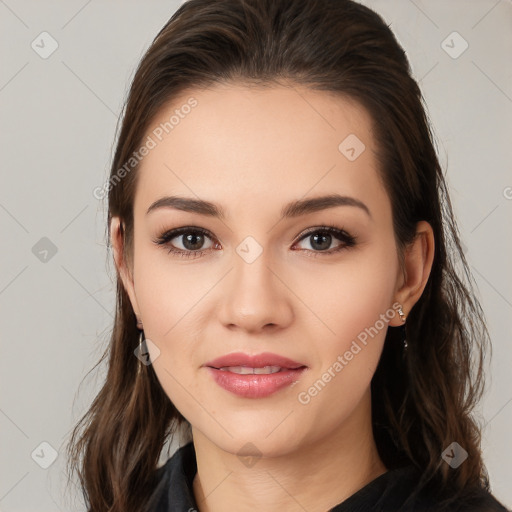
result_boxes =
[152,224,357,260]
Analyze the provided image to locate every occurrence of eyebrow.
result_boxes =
[146,193,371,220]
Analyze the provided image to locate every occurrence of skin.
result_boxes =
[111,82,435,512]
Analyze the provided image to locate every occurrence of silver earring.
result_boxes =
[397,306,408,352]
[397,305,406,323]
[137,330,145,374]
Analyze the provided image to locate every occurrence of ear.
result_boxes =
[110,216,142,325]
[389,220,435,326]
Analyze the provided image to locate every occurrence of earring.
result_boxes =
[397,305,408,352]
[137,329,145,375]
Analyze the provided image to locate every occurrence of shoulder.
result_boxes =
[342,463,510,512]
[445,488,511,512]
[144,458,172,511]
[400,469,510,512]
[144,442,197,512]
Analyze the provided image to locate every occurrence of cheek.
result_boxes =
[131,252,214,407]
[133,246,213,341]
[299,237,398,348]
[295,238,398,399]
[135,273,204,421]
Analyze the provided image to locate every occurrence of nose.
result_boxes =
[218,250,294,334]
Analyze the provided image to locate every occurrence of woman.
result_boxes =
[66,0,509,510]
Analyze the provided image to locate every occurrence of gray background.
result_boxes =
[1,0,511,510]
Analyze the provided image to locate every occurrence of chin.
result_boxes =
[196,415,307,457]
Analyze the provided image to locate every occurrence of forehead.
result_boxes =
[134,82,385,220]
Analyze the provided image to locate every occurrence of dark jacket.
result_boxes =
[146,442,510,511]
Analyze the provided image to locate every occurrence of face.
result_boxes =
[114,82,405,457]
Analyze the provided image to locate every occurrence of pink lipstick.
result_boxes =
[203,352,308,398]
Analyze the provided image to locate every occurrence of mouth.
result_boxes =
[203,352,308,398]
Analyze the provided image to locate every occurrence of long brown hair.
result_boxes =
[65,0,493,510]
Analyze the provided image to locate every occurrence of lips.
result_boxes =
[204,351,306,371]
[203,352,308,398]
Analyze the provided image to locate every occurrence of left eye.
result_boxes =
[294,227,356,254]
[153,225,357,259]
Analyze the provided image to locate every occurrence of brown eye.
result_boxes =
[153,227,217,258]
[294,226,357,256]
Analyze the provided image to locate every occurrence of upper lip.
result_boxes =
[204,352,307,369]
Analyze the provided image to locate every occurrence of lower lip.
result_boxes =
[205,367,307,398]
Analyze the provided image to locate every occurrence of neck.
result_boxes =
[191,391,387,512]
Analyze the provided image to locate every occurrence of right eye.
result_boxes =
[153,227,220,259]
